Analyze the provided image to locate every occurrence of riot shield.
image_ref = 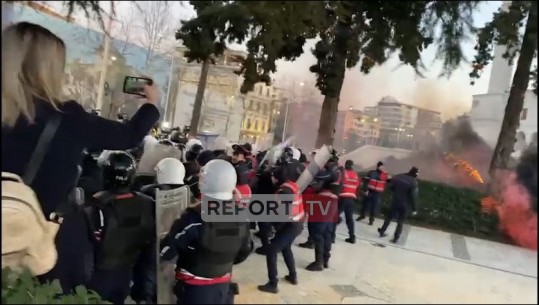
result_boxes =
[296,145,332,193]
[259,136,296,169]
[155,185,191,304]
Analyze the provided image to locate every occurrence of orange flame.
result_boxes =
[444,153,484,184]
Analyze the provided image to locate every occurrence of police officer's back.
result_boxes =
[378,167,419,243]
[160,159,253,304]
[86,151,155,304]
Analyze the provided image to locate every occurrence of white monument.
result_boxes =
[469,1,537,157]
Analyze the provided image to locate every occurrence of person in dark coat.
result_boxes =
[1,22,160,293]
[378,167,419,243]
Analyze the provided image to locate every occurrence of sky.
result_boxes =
[54,1,504,120]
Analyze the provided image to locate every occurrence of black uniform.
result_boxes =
[160,206,253,304]
[378,167,419,243]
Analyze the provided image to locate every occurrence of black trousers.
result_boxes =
[174,281,232,304]
[266,222,303,285]
[311,222,333,264]
[360,192,381,222]
[379,202,407,240]
[333,197,355,238]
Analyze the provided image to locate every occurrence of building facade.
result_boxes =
[171,47,246,141]
[239,82,284,146]
[334,107,363,149]
[352,114,381,146]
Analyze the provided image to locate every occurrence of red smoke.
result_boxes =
[482,171,537,250]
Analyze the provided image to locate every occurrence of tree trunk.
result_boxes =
[315,95,339,147]
[189,58,211,136]
[489,3,537,176]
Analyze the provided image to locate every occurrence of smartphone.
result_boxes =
[123,76,153,96]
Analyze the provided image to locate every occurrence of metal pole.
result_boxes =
[95,7,113,115]
[281,100,290,141]
[164,56,174,123]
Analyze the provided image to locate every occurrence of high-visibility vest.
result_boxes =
[366,171,387,193]
[234,184,252,208]
[340,169,360,199]
[278,181,305,222]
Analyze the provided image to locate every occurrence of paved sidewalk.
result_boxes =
[233,220,538,304]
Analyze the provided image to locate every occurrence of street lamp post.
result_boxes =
[163,56,175,124]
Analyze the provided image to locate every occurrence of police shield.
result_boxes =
[259,136,296,169]
[296,145,332,193]
[155,185,191,304]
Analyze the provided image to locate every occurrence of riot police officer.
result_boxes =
[335,160,360,244]
[358,161,390,225]
[305,168,338,271]
[378,167,419,243]
[258,157,304,294]
[86,151,155,304]
[160,159,253,304]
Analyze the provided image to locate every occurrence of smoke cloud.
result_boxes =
[410,79,472,121]
[515,145,538,211]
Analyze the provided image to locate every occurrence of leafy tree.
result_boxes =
[470,1,538,176]
[309,1,479,146]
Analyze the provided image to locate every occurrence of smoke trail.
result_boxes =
[515,145,538,211]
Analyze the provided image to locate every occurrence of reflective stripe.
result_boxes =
[176,269,232,285]
[340,170,360,198]
[280,182,304,221]
[318,191,338,199]
[339,192,357,198]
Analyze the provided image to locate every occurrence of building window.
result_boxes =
[262,121,266,131]
[246,119,252,129]
[521,108,528,120]
[249,99,254,110]
[258,85,262,95]
[256,102,261,112]
[254,120,259,131]
[263,103,268,115]
[266,88,270,97]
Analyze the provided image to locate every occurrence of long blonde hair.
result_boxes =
[1,22,66,127]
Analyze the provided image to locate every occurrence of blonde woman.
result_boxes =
[1,22,160,293]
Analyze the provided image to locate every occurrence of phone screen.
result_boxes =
[123,76,152,96]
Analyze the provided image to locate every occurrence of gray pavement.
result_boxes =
[233,219,538,304]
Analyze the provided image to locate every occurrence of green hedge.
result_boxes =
[355,175,503,241]
[2,268,109,304]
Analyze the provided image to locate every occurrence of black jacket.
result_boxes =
[388,173,418,210]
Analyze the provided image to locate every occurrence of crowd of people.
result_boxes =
[1,22,420,305]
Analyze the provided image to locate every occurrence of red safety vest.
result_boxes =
[367,171,387,193]
[340,169,360,199]
[278,181,305,222]
[234,184,252,208]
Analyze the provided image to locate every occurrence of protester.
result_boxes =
[1,22,160,293]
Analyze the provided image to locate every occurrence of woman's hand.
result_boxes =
[142,78,159,105]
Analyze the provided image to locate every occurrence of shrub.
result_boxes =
[2,268,109,304]
[355,174,502,240]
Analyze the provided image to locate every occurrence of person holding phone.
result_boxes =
[1,22,160,294]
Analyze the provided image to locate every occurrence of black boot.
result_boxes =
[345,236,356,244]
[356,215,365,221]
[323,260,329,269]
[368,219,374,226]
[377,228,387,238]
[306,262,323,271]
[284,274,298,285]
[257,282,278,294]
[255,246,267,255]
[391,237,399,244]
[307,240,324,271]
[298,240,314,249]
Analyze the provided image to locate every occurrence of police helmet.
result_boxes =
[328,147,340,162]
[345,159,354,169]
[155,158,186,185]
[291,147,301,161]
[185,143,204,162]
[199,159,237,200]
[100,151,137,190]
[185,138,204,152]
[276,147,294,165]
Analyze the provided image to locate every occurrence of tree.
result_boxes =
[64,60,99,110]
[470,1,538,176]
[308,1,479,147]
[132,1,174,71]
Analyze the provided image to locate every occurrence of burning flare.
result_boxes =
[443,153,484,184]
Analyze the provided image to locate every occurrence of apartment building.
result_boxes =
[240,82,284,145]
[352,114,381,145]
[335,107,363,148]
